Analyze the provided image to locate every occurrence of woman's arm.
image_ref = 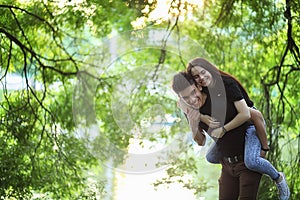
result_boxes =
[211,99,250,138]
[224,99,251,131]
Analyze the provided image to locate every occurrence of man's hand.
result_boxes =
[187,109,200,135]
[186,108,201,122]
[211,127,225,138]
[177,98,189,114]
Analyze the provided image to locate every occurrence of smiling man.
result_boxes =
[171,71,262,200]
[171,71,207,146]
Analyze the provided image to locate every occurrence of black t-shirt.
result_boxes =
[202,78,254,107]
[199,76,250,157]
[236,81,254,108]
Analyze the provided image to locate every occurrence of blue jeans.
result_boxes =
[206,125,280,180]
[206,140,220,164]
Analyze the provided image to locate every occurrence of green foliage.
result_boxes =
[0,0,299,199]
[153,146,215,199]
[0,88,98,199]
[0,0,143,198]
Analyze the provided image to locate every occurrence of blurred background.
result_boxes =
[0,0,299,199]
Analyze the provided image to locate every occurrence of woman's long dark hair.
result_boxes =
[186,57,252,104]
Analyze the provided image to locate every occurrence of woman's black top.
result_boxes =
[199,76,251,157]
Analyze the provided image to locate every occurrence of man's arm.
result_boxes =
[193,129,206,146]
[185,109,205,146]
[177,101,206,145]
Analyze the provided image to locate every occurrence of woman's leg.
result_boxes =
[245,125,290,200]
[206,141,220,164]
[250,108,269,151]
[244,125,279,180]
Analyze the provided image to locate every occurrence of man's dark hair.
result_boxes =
[171,71,195,95]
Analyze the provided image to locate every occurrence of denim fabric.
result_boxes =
[206,141,220,164]
[244,125,280,180]
[206,125,280,180]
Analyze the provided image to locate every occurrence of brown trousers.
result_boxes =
[218,160,262,200]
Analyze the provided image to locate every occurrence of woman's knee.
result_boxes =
[250,108,264,122]
[206,152,219,164]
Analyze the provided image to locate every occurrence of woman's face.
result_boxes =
[190,66,213,87]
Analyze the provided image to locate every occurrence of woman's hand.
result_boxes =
[211,127,225,138]
[201,114,220,128]
[260,150,267,158]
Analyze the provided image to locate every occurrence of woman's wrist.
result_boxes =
[222,126,227,134]
[261,147,270,151]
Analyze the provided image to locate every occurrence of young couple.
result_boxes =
[171,57,290,200]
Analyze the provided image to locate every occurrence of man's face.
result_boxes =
[178,84,203,109]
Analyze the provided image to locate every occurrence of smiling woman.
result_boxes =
[131,0,203,29]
